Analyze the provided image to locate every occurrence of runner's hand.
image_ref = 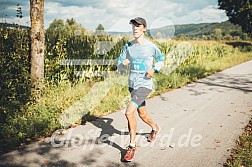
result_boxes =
[122,59,130,65]
[146,69,155,78]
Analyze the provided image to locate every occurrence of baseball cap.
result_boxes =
[130,17,147,27]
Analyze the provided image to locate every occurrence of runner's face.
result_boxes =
[132,24,146,38]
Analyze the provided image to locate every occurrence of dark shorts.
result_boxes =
[129,87,152,107]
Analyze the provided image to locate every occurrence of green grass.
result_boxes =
[224,118,252,167]
[152,51,252,97]
[1,80,94,152]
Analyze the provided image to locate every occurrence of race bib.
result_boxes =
[131,60,146,71]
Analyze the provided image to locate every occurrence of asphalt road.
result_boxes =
[1,60,252,167]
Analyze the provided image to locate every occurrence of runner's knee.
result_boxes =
[125,111,134,119]
[138,112,147,119]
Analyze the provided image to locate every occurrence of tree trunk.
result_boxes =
[30,0,44,99]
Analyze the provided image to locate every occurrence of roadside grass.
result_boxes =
[152,52,252,97]
[0,81,94,152]
[1,40,252,154]
[224,117,252,167]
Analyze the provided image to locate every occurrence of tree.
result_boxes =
[96,24,105,31]
[30,0,45,99]
[213,28,222,40]
[16,3,23,19]
[218,0,252,36]
[46,19,65,32]
[66,18,76,26]
[175,34,188,41]
[225,34,233,40]
[65,18,85,36]
[95,24,106,36]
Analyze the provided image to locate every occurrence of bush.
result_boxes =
[0,27,31,125]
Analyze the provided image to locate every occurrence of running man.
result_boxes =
[117,17,164,162]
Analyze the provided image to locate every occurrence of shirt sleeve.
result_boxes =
[118,44,128,65]
[153,45,164,72]
[117,44,129,72]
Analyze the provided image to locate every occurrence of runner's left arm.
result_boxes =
[153,45,164,73]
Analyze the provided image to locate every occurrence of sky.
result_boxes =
[0,0,228,32]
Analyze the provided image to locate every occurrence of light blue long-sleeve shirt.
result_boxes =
[118,39,164,90]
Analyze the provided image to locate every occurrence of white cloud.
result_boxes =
[43,0,185,30]
[107,18,132,32]
[173,5,228,24]
[44,2,108,29]
[1,0,228,31]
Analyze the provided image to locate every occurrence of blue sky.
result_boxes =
[0,0,228,31]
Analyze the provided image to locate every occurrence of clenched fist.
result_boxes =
[122,59,130,66]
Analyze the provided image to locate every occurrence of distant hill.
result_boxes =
[147,21,248,40]
[174,21,244,37]
[0,22,30,29]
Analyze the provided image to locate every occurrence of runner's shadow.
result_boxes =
[87,117,149,162]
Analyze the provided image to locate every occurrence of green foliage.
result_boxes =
[0,27,31,124]
[218,0,252,36]
[224,119,252,167]
[95,24,107,36]
[96,24,105,31]
[1,103,60,150]
[175,34,188,41]
[213,28,222,40]
[45,19,127,83]
[226,41,252,52]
